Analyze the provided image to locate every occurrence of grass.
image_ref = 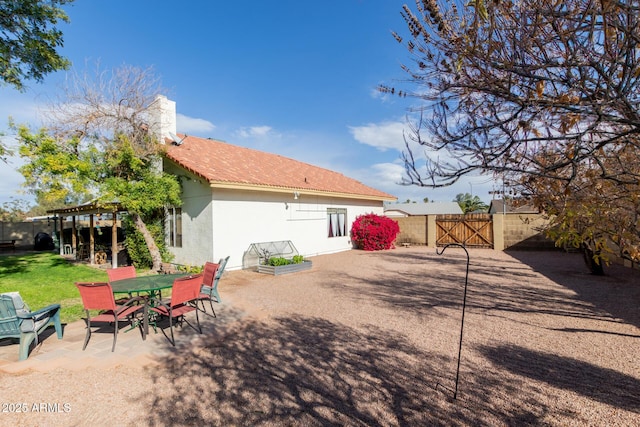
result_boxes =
[0,252,109,324]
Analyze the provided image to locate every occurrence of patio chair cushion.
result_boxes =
[19,315,52,334]
[4,292,30,316]
[0,292,63,361]
[4,292,59,334]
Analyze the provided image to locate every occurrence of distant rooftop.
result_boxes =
[488,199,539,214]
[384,202,463,216]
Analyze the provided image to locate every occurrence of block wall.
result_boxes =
[394,216,427,245]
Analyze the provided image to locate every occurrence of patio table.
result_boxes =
[110,274,188,337]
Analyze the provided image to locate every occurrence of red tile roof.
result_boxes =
[164,134,396,201]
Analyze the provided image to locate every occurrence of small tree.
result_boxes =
[351,213,400,251]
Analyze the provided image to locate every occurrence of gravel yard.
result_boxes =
[0,247,638,426]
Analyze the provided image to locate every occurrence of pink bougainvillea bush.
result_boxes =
[351,213,400,251]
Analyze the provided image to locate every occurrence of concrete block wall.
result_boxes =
[395,213,554,250]
[0,220,57,249]
[502,214,555,250]
[394,216,427,245]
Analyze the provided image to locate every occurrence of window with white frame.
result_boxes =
[327,208,347,237]
[167,207,182,247]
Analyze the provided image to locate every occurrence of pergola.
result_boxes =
[47,201,127,268]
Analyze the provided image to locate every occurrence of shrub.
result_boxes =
[266,255,306,266]
[351,213,400,251]
[268,257,290,266]
[123,213,170,269]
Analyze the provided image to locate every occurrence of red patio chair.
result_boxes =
[150,274,203,346]
[196,256,229,317]
[75,282,146,352]
[195,261,218,316]
[106,265,147,300]
[106,265,136,282]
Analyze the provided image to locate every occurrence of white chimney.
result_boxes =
[150,95,177,141]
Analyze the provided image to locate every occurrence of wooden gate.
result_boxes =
[436,214,493,248]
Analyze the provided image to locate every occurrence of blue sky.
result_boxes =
[0,0,498,206]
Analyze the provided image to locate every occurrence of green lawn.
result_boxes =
[0,252,110,323]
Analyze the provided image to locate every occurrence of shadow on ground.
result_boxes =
[481,344,640,414]
[322,249,617,326]
[142,314,582,426]
[132,249,639,426]
[507,250,640,329]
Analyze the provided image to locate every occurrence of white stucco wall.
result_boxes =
[208,189,383,270]
[164,167,385,270]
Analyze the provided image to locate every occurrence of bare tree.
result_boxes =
[45,64,164,158]
[383,0,640,268]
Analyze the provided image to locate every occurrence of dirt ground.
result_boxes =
[0,247,638,426]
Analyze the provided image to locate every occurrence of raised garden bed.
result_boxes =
[258,260,313,275]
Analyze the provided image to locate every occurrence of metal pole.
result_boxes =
[436,243,470,400]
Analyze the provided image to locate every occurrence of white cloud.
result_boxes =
[347,159,499,204]
[350,118,484,182]
[370,162,405,184]
[176,113,215,134]
[348,121,407,152]
[234,125,274,139]
[0,139,33,205]
[369,87,391,102]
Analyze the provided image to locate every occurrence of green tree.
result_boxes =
[454,193,488,214]
[17,127,181,270]
[16,65,181,270]
[0,0,72,91]
[0,198,31,222]
[16,125,94,207]
[383,0,640,271]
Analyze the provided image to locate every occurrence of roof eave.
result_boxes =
[164,157,210,182]
[208,181,396,202]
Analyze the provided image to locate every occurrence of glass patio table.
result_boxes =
[110,274,187,296]
[110,274,188,337]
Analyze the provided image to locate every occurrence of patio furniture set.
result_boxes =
[0,256,229,360]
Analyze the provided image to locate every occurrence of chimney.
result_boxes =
[150,95,177,142]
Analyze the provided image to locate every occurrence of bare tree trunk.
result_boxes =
[131,212,162,272]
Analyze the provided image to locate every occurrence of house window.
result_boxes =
[168,207,182,247]
[327,208,347,237]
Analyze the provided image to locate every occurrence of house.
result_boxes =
[156,97,396,270]
[488,199,538,214]
[383,201,463,217]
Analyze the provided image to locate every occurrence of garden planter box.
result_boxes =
[258,261,312,275]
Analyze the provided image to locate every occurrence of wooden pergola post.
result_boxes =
[111,210,118,268]
[71,217,77,258]
[89,214,95,264]
[58,216,64,256]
